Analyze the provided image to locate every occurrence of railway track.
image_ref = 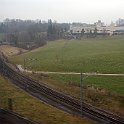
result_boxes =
[0,55,124,124]
[0,108,38,124]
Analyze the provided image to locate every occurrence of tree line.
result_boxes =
[0,19,70,48]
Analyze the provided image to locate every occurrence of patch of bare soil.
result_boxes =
[0,45,27,57]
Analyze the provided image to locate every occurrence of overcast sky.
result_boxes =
[0,0,124,24]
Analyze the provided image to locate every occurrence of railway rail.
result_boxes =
[0,108,38,124]
[0,54,124,124]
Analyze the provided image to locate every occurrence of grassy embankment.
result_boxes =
[0,76,93,124]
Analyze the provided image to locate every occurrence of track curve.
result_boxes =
[0,54,124,124]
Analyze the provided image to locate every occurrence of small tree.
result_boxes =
[47,19,53,40]
[89,30,92,37]
[94,27,97,37]
[103,29,107,37]
[81,28,85,37]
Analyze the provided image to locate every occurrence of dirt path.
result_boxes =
[17,65,124,76]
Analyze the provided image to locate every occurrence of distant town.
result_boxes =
[69,18,124,36]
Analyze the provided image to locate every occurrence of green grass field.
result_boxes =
[12,36,124,73]
[11,36,124,94]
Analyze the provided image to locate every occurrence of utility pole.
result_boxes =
[80,72,83,116]
[24,58,25,70]
[2,57,5,74]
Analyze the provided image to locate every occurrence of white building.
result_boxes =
[69,20,124,35]
[70,24,95,34]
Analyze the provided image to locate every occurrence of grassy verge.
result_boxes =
[27,73,124,116]
[0,75,94,124]
[49,74,124,95]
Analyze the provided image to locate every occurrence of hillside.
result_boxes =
[9,36,124,95]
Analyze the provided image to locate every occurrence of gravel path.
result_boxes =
[17,65,124,76]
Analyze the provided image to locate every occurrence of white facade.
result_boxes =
[70,20,124,35]
[70,24,95,34]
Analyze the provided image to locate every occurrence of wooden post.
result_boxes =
[8,98,13,111]
[24,59,25,70]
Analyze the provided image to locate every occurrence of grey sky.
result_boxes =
[0,0,124,24]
